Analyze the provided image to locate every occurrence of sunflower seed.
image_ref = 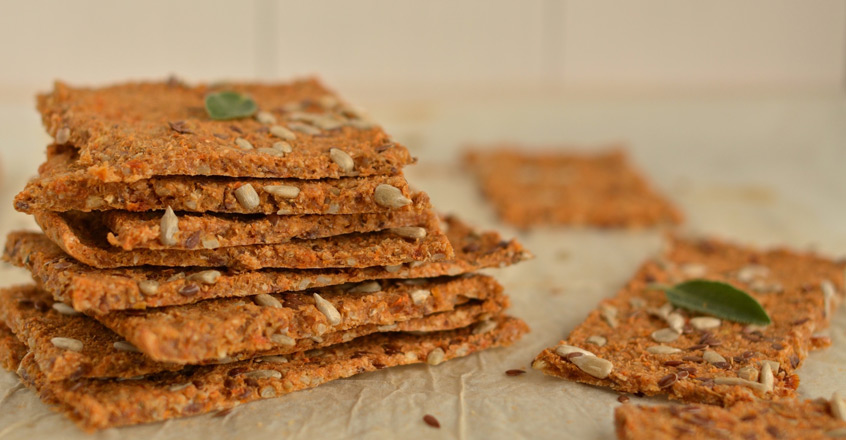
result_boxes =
[52,302,79,316]
[555,345,595,358]
[257,147,285,157]
[256,111,276,125]
[289,121,321,135]
[823,280,836,318]
[167,272,186,282]
[737,366,759,381]
[473,320,497,335]
[271,333,296,346]
[313,293,341,325]
[758,360,780,372]
[234,184,260,210]
[680,263,707,278]
[169,383,191,392]
[652,328,681,343]
[348,118,375,130]
[427,347,445,365]
[160,206,179,246]
[56,127,71,144]
[243,370,283,380]
[270,125,297,140]
[760,362,774,393]
[586,335,607,347]
[187,270,221,285]
[571,354,614,379]
[260,386,277,398]
[273,141,293,153]
[263,184,300,199]
[832,392,846,421]
[349,281,381,293]
[690,316,721,331]
[384,264,402,273]
[388,227,427,240]
[750,279,783,294]
[202,236,220,249]
[737,264,770,283]
[313,115,344,130]
[666,313,685,333]
[600,304,618,328]
[714,377,767,393]
[234,137,254,150]
[51,337,83,352]
[252,293,282,308]
[374,184,412,208]
[703,350,726,365]
[647,345,682,354]
[113,340,140,352]
[328,148,355,172]
[410,289,431,305]
[259,355,289,363]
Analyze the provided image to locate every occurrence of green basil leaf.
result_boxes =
[204,91,257,120]
[660,280,771,325]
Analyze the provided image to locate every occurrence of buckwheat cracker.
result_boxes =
[36,78,414,183]
[31,210,453,270]
[0,284,506,381]
[463,148,683,228]
[0,324,26,372]
[533,235,845,406]
[616,399,846,440]
[11,316,528,432]
[104,192,434,250]
[15,147,413,214]
[92,274,502,364]
[5,215,530,314]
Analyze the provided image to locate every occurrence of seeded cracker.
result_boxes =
[0,284,507,381]
[5,215,530,313]
[36,78,414,182]
[463,148,682,228]
[30,210,453,270]
[103,192,434,250]
[533,235,845,406]
[89,275,503,364]
[15,147,413,214]
[615,399,846,440]
[5,316,527,432]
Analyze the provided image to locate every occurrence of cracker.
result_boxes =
[90,274,502,364]
[0,284,506,381]
[36,78,414,182]
[12,316,528,432]
[533,235,845,406]
[5,215,531,314]
[30,210,453,270]
[104,192,433,250]
[0,324,26,372]
[616,399,846,440]
[15,147,414,215]
[463,148,683,228]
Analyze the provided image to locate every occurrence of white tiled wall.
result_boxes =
[0,0,843,98]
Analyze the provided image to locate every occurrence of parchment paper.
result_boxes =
[0,94,844,439]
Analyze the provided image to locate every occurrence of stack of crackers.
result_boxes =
[0,78,530,431]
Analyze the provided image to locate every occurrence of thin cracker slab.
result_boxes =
[464,148,683,228]
[12,316,528,432]
[533,235,845,406]
[36,78,413,182]
[31,210,453,270]
[0,284,506,381]
[104,192,433,250]
[15,147,414,214]
[615,399,846,440]
[5,215,531,314]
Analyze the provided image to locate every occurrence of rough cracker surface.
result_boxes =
[104,192,433,250]
[12,316,527,432]
[463,148,683,228]
[36,78,414,182]
[0,325,25,372]
[533,235,845,406]
[30,210,453,270]
[615,399,846,440]
[5,215,531,314]
[15,147,413,214]
[0,284,505,381]
[92,274,503,364]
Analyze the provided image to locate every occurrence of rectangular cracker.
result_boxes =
[12,316,528,432]
[104,192,433,250]
[615,399,846,440]
[31,210,454,270]
[463,147,683,228]
[90,274,502,364]
[533,235,846,406]
[36,78,414,182]
[0,284,506,381]
[5,215,531,314]
[0,324,26,372]
[15,147,413,215]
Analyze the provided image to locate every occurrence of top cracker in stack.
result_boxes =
[1,78,531,431]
